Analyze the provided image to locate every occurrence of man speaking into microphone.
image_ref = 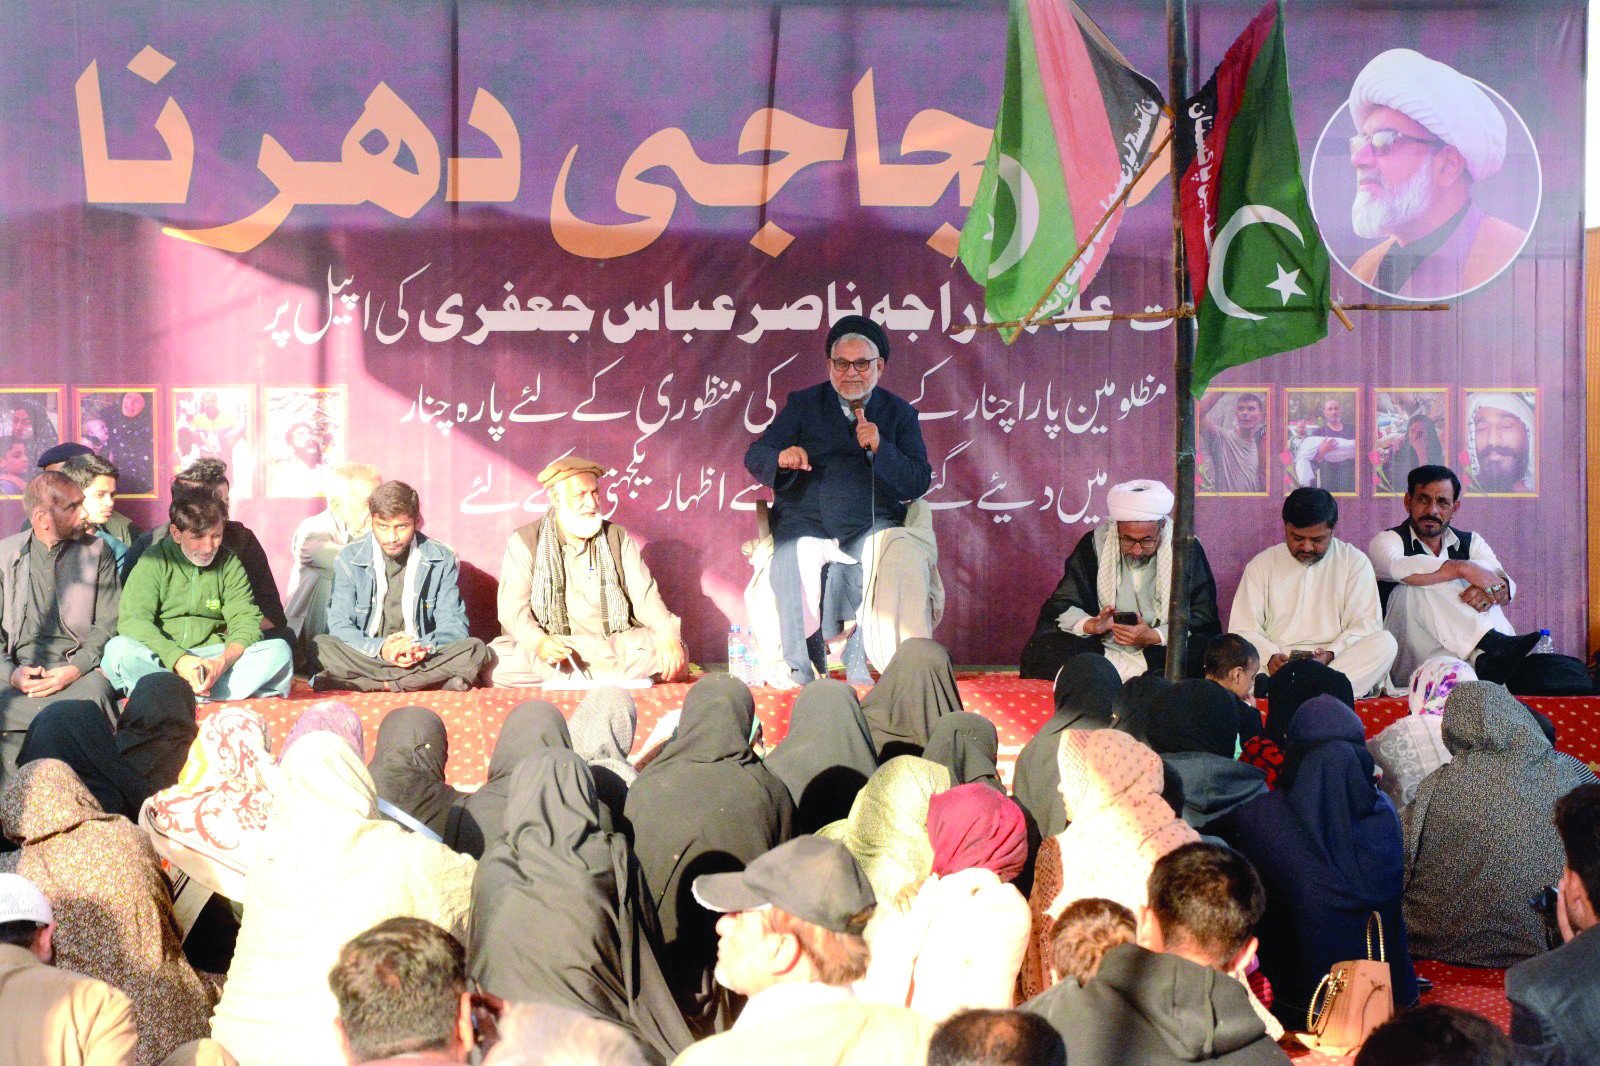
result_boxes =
[745,315,932,685]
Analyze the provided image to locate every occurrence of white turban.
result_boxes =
[1349,48,1507,182]
[1466,391,1535,488]
[1106,479,1174,523]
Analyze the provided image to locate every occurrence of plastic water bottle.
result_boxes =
[728,625,749,682]
[1530,628,1555,655]
[741,634,761,686]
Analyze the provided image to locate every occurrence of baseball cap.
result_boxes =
[691,836,875,934]
[0,873,53,926]
[35,442,94,469]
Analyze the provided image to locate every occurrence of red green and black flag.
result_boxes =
[1179,0,1329,395]
[959,0,1165,337]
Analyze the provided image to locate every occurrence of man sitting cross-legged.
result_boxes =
[313,480,491,693]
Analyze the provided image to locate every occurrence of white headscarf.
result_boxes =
[1465,392,1535,489]
[1350,48,1507,182]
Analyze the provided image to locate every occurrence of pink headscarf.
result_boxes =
[1408,656,1477,716]
[927,783,1028,883]
[280,701,366,761]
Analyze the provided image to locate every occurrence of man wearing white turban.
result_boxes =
[1020,480,1220,682]
[1347,48,1526,298]
[1466,391,1535,494]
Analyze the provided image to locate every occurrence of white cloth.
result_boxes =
[1105,480,1174,522]
[1059,521,1173,682]
[1229,538,1397,697]
[363,533,421,640]
[283,507,353,635]
[733,981,854,1032]
[1369,715,1451,809]
[1367,525,1515,686]
[1350,48,1507,181]
[1290,433,1358,488]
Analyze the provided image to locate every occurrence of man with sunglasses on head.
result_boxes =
[745,315,931,686]
[1347,48,1526,298]
[1020,479,1220,682]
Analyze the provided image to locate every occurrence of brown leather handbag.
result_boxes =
[1303,913,1394,1054]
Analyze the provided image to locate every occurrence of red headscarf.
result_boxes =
[926,782,1028,882]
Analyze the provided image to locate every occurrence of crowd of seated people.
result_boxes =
[0,619,1591,1063]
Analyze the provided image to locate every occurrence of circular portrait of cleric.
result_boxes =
[1462,389,1536,497]
[1307,48,1540,302]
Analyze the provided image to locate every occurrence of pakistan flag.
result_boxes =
[1179,0,1329,395]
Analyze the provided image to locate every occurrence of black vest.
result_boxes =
[1377,521,1474,614]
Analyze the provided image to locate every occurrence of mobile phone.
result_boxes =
[1113,612,1139,626]
[1289,649,1315,660]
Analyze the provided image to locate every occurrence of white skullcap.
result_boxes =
[1349,49,1506,182]
[0,873,53,926]
[1107,480,1174,522]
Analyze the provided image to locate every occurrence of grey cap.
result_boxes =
[691,836,875,933]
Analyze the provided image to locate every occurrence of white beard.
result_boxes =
[562,511,603,540]
[1351,163,1435,240]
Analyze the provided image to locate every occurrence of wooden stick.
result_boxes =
[1335,302,1450,312]
[1331,302,1355,331]
[1004,124,1178,342]
[952,307,1190,334]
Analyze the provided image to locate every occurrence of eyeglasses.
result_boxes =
[1118,535,1160,551]
[830,357,879,374]
[1349,129,1446,157]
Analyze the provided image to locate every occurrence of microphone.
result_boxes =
[849,398,874,458]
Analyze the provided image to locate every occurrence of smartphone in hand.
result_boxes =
[1112,612,1139,626]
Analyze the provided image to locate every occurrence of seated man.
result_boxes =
[927,1009,1065,1066]
[1368,464,1542,688]
[59,452,139,577]
[1020,479,1219,682]
[1230,487,1397,698]
[490,457,686,685]
[126,458,290,641]
[103,488,292,701]
[330,917,478,1066]
[284,461,382,673]
[0,873,138,1063]
[744,316,932,685]
[1025,843,1286,1064]
[314,481,490,693]
[1506,782,1600,1066]
[678,836,933,1065]
[0,472,120,778]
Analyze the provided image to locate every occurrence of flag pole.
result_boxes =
[1165,0,1197,682]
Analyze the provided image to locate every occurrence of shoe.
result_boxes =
[440,677,472,692]
[309,673,342,693]
[1475,630,1541,683]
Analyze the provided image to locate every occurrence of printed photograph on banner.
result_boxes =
[265,386,344,498]
[173,387,256,499]
[1306,48,1540,302]
[76,388,158,497]
[1283,388,1360,496]
[0,388,62,497]
[1196,387,1270,496]
[1463,388,1536,497]
[1371,388,1450,495]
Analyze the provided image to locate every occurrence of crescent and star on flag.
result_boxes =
[1208,204,1310,321]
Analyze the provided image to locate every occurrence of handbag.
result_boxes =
[1304,912,1394,1053]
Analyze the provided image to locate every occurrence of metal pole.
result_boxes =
[1165,0,1197,681]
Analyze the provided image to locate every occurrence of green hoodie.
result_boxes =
[118,535,263,668]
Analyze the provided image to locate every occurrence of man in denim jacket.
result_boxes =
[312,480,490,692]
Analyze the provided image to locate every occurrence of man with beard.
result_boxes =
[744,315,932,685]
[1230,487,1396,697]
[313,480,491,692]
[1467,392,1535,494]
[1197,391,1266,494]
[489,457,687,684]
[102,488,292,700]
[1347,49,1526,298]
[1312,398,1356,492]
[1020,480,1219,682]
[0,472,120,778]
[1368,465,1542,686]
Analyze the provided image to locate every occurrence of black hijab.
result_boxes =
[624,675,793,1036]
[764,678,878,833]
[1013,654,1120,839]
[469,750,692,1064]
[113,672,198,792]
[1110,673,1174,743]
[368,707,464,839]
[860,638,964,760]
[452,700,571,858]
[1150,679,1241,758]
[1265,660,1354,744]
[924,711,1003,791]
[18,702,151,819]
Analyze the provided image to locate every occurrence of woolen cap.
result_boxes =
[692,836,876,933]
[536,456,606,488]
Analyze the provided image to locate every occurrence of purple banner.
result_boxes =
[0,0,1585,663]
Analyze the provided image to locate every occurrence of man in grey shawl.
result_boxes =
[490,457,688,684]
